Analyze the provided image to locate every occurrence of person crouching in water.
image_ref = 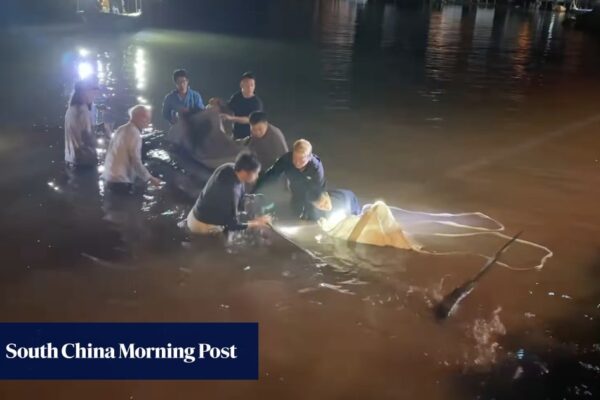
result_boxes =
[253,139,326,220]
[186,152,272,234]
[102,105,163,193]
[307,188,362,221]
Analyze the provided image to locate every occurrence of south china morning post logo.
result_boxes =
[5,342,238,364]
[0,323,258,380]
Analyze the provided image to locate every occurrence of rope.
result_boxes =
[353,205,553,271]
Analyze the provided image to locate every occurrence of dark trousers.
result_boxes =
[105,182,134,195]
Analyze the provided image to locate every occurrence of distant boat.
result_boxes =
[76,0,144,31]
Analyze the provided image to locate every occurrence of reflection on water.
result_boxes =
[1,1,599,398]
[314,0,358,110]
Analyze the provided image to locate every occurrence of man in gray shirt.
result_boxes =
[102,105,162,192]
[242,111,288,171]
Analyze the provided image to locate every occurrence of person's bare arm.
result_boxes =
[222,114,250,125]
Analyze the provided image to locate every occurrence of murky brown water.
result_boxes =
[1,1,599,398]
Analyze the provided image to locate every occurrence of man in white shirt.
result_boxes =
[102,105,162,192]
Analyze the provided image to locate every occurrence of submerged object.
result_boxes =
[319,201,419,250]
[166,109,243,170]
[434,231,523,321]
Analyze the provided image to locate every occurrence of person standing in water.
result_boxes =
[186,152,271,234]
[64,80,100,168]
[254,139,326,219]
[242,111,288,171]
[103,105,162,193]
[224,72,264,139]
[162,69,205,125]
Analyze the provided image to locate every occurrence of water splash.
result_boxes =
[468,307,506,367]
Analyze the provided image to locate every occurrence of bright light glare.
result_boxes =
[78,62,94,80]
[78,48,90,57]
[277,226,301,236]
[134,47,147,90]
[319,210,348,231]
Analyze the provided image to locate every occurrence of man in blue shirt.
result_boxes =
[162,69,205,125]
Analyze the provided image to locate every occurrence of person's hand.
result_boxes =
[248,214,272,228]
[220,113,234,121]
[149,176,163,187]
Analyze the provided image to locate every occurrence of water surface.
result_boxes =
[0,1,599,398]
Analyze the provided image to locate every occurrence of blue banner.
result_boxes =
[0,323,258,380]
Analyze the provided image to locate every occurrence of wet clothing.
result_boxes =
[242,124,288,170]
[310,189,361,221]
[228,91,263,139]
[186,209,225,234]
[64,104,97,167]
[191,163,247,231]
[162,88,205,124]
[254,152,326,217]
[102,121,152,184]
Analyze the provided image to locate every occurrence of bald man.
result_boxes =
[103,105,162,192]
[254,139,326,218]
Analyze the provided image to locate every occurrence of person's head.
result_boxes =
[69,79,99,108]
[234,152,261,183]
[308,189,332,212]
[249,111,269,138]
[129,105,152,130]
[292,139,313,170]
[240,71,256,98]
[173,69,189,94]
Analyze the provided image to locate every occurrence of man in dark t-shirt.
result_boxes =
[186,153,271,234]
[224,72,264,139]
[254,139,326,219]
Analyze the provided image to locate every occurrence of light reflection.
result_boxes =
[47,181,60,192]
[315,0,357,110]
[78,47,90,57]
[134,47,147,90]
[425,5,462,83]
[146,149,171,162]
[78,62,94,80]
[96,60,105,82]
[277,226,301,236]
